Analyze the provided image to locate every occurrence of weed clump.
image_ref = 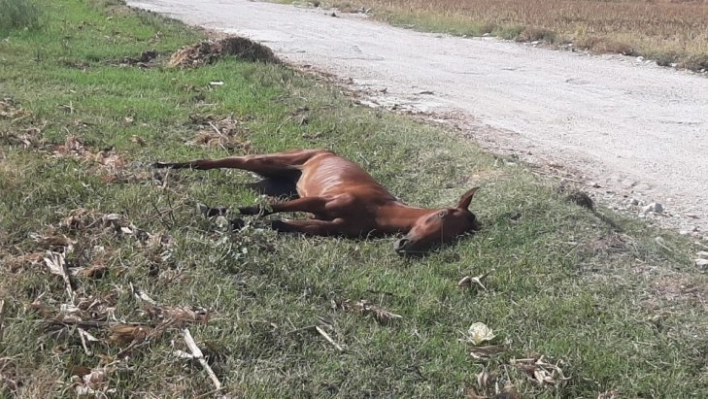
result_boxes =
[0,0,43,33]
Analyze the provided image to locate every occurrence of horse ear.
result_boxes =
[457,187,480,210]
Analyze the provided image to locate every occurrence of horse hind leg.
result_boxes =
[152,149,328,180]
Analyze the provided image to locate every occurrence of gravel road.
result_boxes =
[128,0,708,237]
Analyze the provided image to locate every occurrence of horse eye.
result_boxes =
[437,210,448,219]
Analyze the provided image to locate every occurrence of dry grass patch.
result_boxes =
[167,36,280,68]
[186,113,253,153]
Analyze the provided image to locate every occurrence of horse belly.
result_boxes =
[296,157,354,198]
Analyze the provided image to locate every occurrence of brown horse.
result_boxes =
[152,149,480,255]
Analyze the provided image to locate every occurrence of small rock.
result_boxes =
[679,230,690,235]
[643,202,663,214]
[636,56,644,62]
[686,214,699,219]
[621,179,636,189]
[696,251,708,258]
[630,198,640,206]
[696,259,708,267]
[588,182,600,188]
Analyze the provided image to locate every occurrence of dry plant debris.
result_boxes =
[70,366,115,396]
[143,304,210,327]
[43,251,75,299]
[464,322,496,345]
[132,284,211,328]
[53,134,125,170]
[186,114,251,152]
[511,355,571,388]
[315,325,345,352]
[597,390,620,399]
[177,328,223,391]
[114,50,158,67]
[0,98,29,120]
[59,209,142,237]
[167,36,280,68]
[459,270,493,291]
[0,357,20,394]
[477,369,496,392]
[3,252,45,272]
[0,301,5,342]
[0,122,46,148]
[52,134,152,184]
[333,299,402,324]
[108,324,152,345]
[470,344,508,360]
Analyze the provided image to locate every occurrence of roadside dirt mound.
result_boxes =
[166,36,280,68]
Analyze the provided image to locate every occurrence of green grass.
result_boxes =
[2,0,708,397]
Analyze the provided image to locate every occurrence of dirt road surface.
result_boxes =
[128,0,708,237]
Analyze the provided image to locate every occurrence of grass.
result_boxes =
[310,0,708,72]
[2,0,708,397]
[0,0,43,33]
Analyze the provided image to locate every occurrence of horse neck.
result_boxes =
[375,201,437,233]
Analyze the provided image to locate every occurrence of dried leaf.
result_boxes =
[32,233,75,250]
[145,231,171,251]
[470,344,507,360]
[466,322,496,345]
[43,251,74,298]
[44,251,67,277]
[3,252,44,272]
[77,328,99,356]
[144,304,210,326]
[54,134,85,156]
[60,208,93,230]
[597,390,620,399]
[131,284,157,305]
[95,148,126,170]
[510,356,571,389]
[72,263,109,279]
[71,366,115,396]
[172,349,195,359]
[108,324,151,345]
[0,98,28,119]
[476,370,496,391]
[130,135,145,146]
[336,299,402,324]
[0,357,19,393]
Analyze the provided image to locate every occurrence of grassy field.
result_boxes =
[315,0,708,72]
[2,0,708,397]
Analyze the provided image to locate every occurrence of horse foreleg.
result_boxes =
[268,219,348,236]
